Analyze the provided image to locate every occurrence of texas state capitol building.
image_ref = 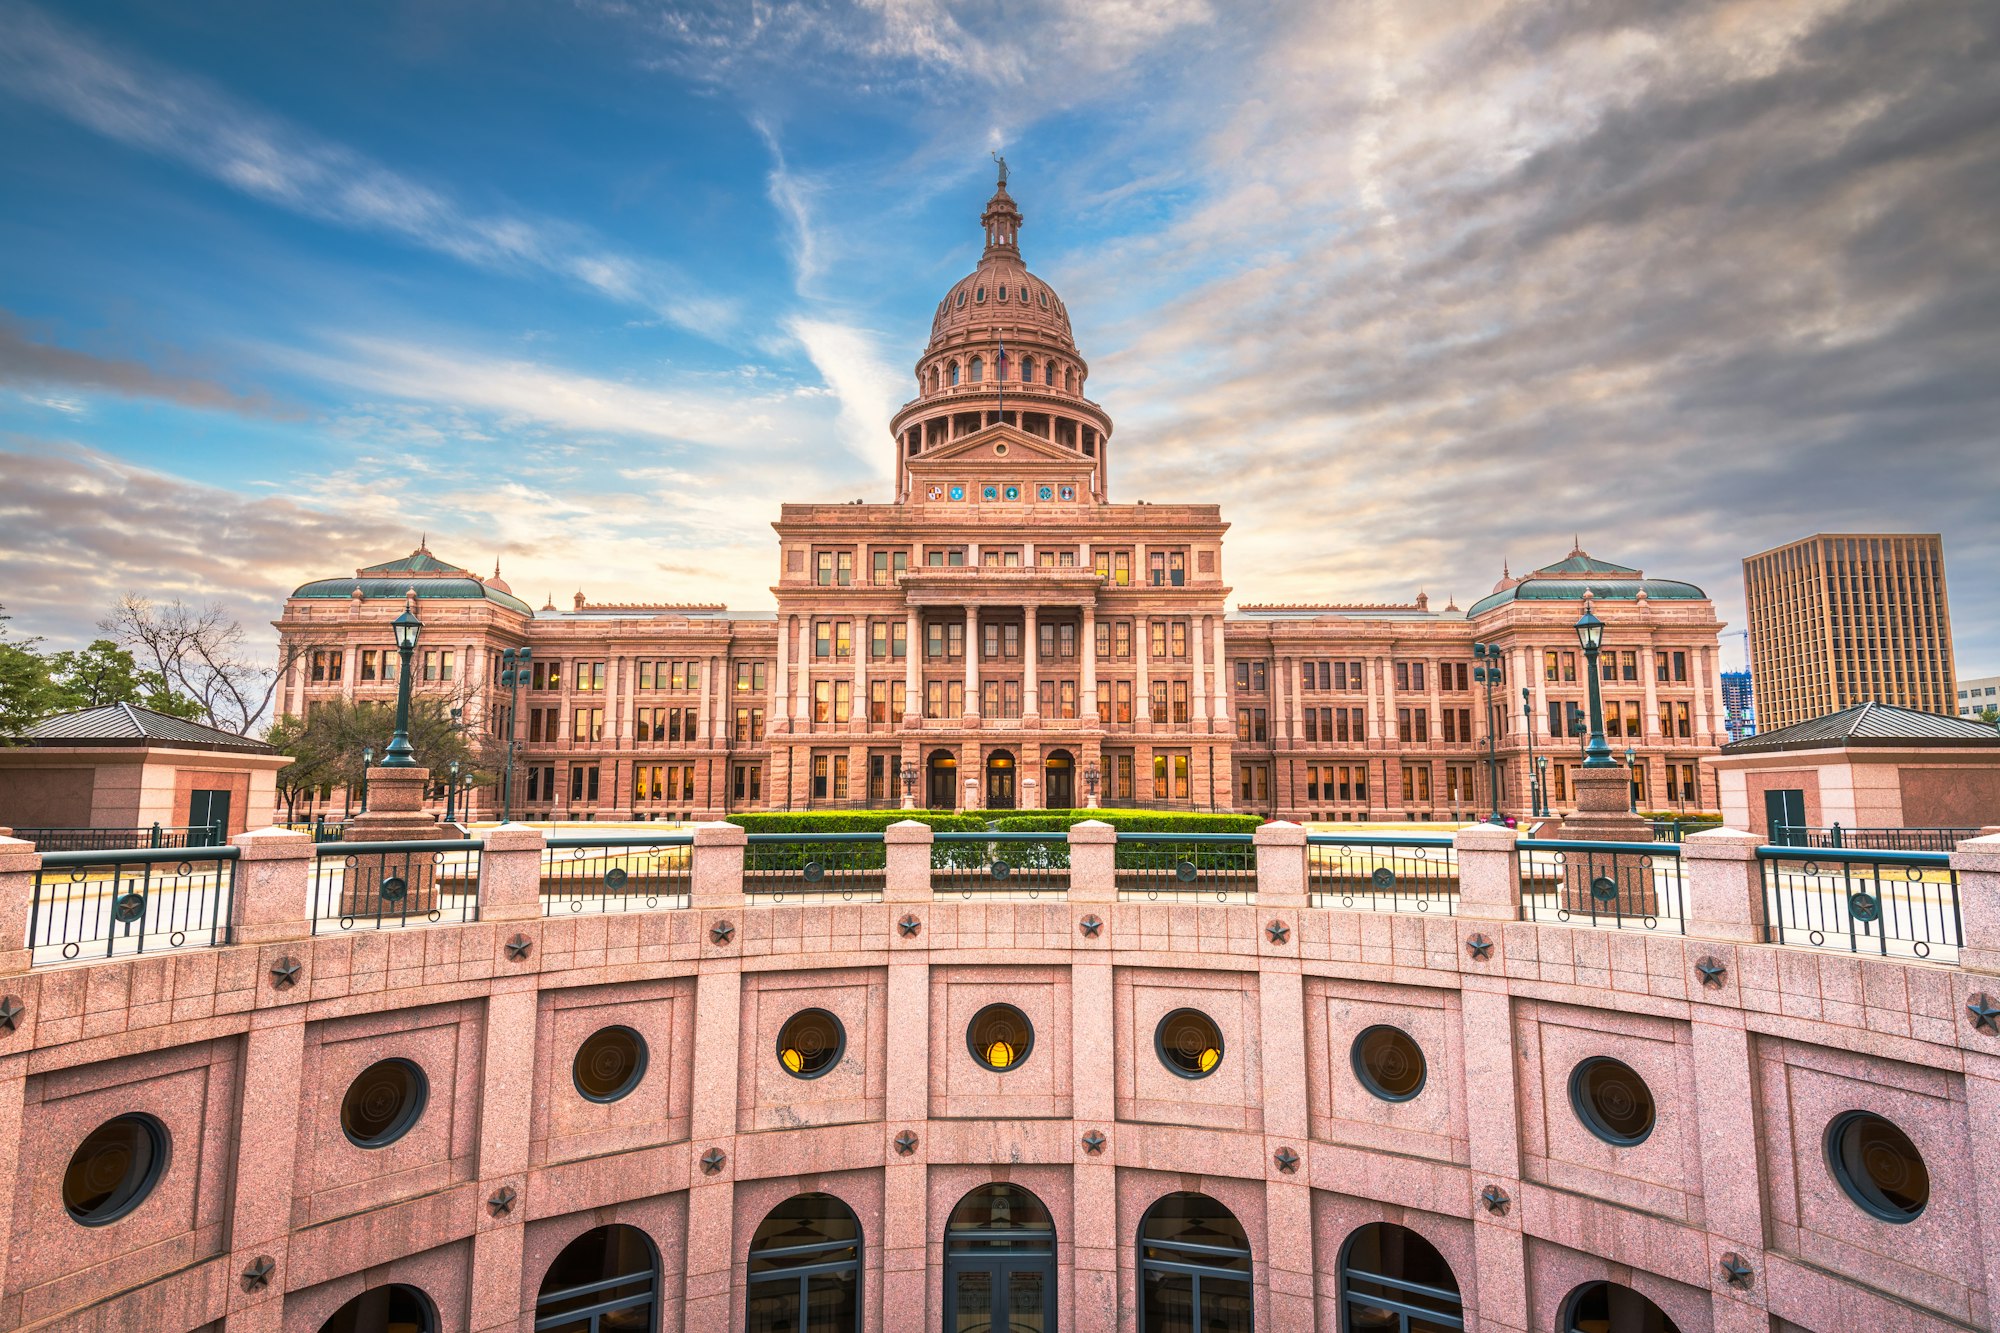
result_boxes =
[276,176,1729,821]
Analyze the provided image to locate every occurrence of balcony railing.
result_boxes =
[30,846,237,965]
[1307,834,1458,914]
[931,832,1069,899]
[543,835,693,915]
[312,840,483,934]
[1114,832,1257,904]
[743,833,885,903]
[1773,824,1981,853]
[15,824,224,852]
[1759,846,1960,961]
[1517,839,1687,934]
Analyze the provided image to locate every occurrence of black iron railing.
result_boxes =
[1307,834,1458,914]
[15,824,223,852]
[931,831,1069,898]
[743,832,885,902]
[1759,846,1959,961]
[29,846,237,964]
[1114,832,1257,903]
[1517,839,1686,933]
[1773,824,1978,853]
[543,835,694,915]
[1647,816,1722,843]
[312,840,483,933]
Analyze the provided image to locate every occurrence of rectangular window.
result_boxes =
[570,765,601,802]
[1395,662,1409,692]
[1676,701,1692,738]
[1411,662,1426,691]
[1170,680,1190,724]
[1545,650,1559,683]
[1094,549,1132,585]
[1562,652,1576,683]
[734,661,766,693]
[871,549,908,585]
[734,707,764,742]
[1115,621,1132,658]
[358,649,377,682]
[733,764,762,802]
[1621,650,1638,682]
[1602,653,1618,683]
[871,620,890,659]
[571,707,604,742]
[1149,679,1168,724]
[1624,702,1641,737]
[1656,651,1670,682]
[1673,651,1688,683]
[1058,680,1077,719]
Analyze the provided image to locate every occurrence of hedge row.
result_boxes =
[725,811,986,834]
[988,810,1263,836]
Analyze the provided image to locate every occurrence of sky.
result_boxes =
[1,0,1996,676]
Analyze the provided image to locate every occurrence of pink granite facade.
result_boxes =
[272,176,1726,827]
[0,822,1997,1331]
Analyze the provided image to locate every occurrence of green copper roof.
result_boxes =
[1534,552,1641,576]
[1466,577,1706,618]
[292,576,535,615]
[358,550,463,576]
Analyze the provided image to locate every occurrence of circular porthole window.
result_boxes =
[1155,1008,1224,1079]
[63,1113,169,1226]
[341,1058,429,1148]
[994,442,1009,456]
[777,1008,845,1079]
[1826,1111,1929,1221]
[1351,1025,1427,1102]
[968,1003,1034,1072]
[573,1025,649,1103]
[1569,1057,1655,1146]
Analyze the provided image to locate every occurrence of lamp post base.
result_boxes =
[1551,766,1657,913]
[342,765,448,915]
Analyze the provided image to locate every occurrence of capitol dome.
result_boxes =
[923,181,1077,354]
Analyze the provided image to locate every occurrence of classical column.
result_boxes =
[1212,618,1229,725]
[964,605,979,719]
[904,609,921,720]
[1081,605,1099,719]
[1642,633,1661,738]
[1134,617,1151,730]
[851,616,866,734]
[1191,613,1208,724]
[1695,644,1715,744]
[1023,604,1039,718]
[795,618,812,729]
[773,613,790,726]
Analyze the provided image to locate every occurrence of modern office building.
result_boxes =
[1742,532,1956,732]
[275,178,1727,824]
[1958,673,2000,721]
[1721,668,1756,742]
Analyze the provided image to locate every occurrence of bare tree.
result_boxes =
[100,596,299,735]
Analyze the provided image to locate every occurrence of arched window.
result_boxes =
[1338,1223,1461,1331]
[969,356,984,383]
[747,1193,860,1333]
[944,1185,1055,1330]
[1021,356,1035,383]
[317,1284,436,1333]
[536,1224,659,1331]
[1064,368,1074,391]
[949,362,960,387]
[1138,1192,1252,1331]
[1560,1282,1682,1333]
[1044,360,1056,386]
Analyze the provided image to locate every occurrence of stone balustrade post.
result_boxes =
[0,835,38,974]
[1952,833,2000,974]
[1252,820,1307,909]
[230,826,315,947]
[1067,819,1117,901]
[691,821,747,908]
[884,820,934,902]
[475,823,547,922]
[1451,824,1520,922]
[1682,828,1767,944]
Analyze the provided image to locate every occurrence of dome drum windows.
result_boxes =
[1155,1008,1224,1079]
[1825,1110,1929,1221]
[777,1008,846,1079]
[63,1113,169,1226]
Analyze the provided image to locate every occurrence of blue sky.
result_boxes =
[2,0,1997,676]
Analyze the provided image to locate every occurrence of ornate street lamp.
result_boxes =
[1573,608,1616,768]
[381,608,423,768]
[1083,760,1100,808]
[360,745,374,813]
[497,646,532,821]
[446,760,461,823]
[1520,685,1542,817]
[1535,754,1549,816]
[1625,746,1638,814]
[1471,643,1504,821]
[898,759,917,809]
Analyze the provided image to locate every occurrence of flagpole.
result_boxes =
[997,334,1005,424]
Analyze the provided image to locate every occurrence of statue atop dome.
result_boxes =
[992,151,1007,186]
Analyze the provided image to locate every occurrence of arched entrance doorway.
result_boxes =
[1043,750,1074,809]
[746,1192,862,1333]
[943,1183,1056,1332]
[1137,1191,1252,1331]
[316,1284,436,1333]
[535,1223,659,1331]
[927,749,959,810]
[1337,1222,1461,1331]
[986,750,1017,810]
[1559,1282,1682,1333]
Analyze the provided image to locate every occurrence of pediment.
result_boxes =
[912,422,1081,469]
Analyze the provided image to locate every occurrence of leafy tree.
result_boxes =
[45,639,202,718]
[0,605,61,742]
[1980,705,1999,729]
[264,695,489,821]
